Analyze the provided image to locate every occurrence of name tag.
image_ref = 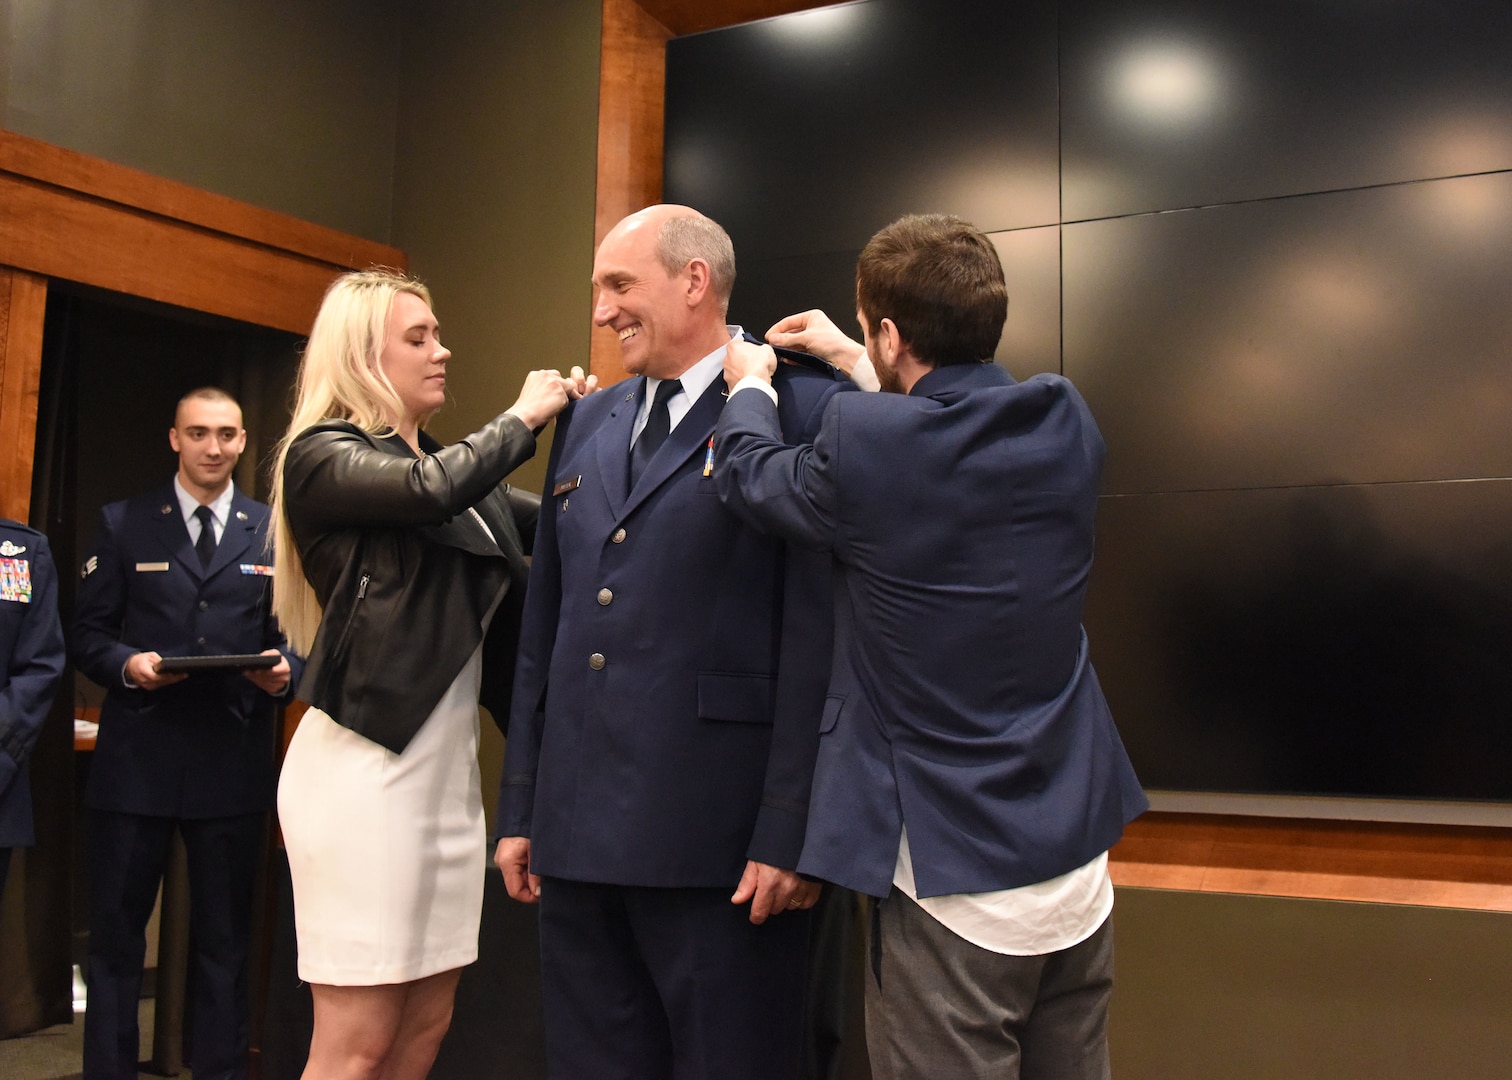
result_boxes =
[553,475,583,496]
[135,562,170,573]
[240,564,275,576]
[0,557,31,603]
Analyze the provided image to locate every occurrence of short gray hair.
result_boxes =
[655,214,736,315]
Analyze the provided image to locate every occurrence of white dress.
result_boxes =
[278,630,493,985]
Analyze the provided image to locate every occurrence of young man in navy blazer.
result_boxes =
[495,205,850,1078]
[73,388,300,1080]
[716,214,1149,1080]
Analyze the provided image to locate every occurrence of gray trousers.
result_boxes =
[865,888,1114,1080]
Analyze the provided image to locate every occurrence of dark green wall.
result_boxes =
[0,0,400,240]
[391,0,601,499]
[1113,887,1512,1079]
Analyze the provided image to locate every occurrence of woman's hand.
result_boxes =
[566,365,600,399]
[506,369,580,430]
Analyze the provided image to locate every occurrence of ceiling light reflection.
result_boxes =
[1109,37,1229,130]
[764,3,866,48]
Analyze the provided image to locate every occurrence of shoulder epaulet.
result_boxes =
[0,518,43,538]
[772,346,842,378]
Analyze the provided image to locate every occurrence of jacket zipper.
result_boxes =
[333,572,370,656]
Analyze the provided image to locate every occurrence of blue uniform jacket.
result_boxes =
[0,521,66,847]
[498,353,851,887]
[71,484,302,818]
[716,362,1149,899]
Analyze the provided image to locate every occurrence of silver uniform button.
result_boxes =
[597,588,613,606]
[589,653,606,670]
[612,528,627,544]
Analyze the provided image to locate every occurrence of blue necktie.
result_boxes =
[194,505,218,569]
[629,379,681,489]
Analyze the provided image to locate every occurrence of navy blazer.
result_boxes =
[498,353,851,887]
[716,362,1148,899]
[0,521,66,847]
[72,484,302,818]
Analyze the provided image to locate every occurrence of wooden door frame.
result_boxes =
[0,127,405,522]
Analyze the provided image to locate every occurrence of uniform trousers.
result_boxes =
[538,876,811,1080]
[865,888,1114,1080]
[83,808,263,1080]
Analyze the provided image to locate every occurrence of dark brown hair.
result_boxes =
[856,214,1007,367]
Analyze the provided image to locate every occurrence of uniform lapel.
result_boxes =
[621,377,725,519]
[151,489,202,580]
[593,380,642,518]
[204,491,258,580]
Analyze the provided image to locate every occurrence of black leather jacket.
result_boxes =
[283,414,540,753]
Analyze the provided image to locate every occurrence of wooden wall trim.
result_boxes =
[591,0,673,386]
[1,172,347,336]
[0,269,46,521]
[0,128,405,336]
[636,0,832,36]
[0,130,402,272]
[1111,811,1512,912]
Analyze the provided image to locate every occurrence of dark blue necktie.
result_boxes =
[194,505,218,569]
[629,379,681,489]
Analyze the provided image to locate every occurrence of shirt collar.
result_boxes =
[174,475,235,527]
[644,325,742,406]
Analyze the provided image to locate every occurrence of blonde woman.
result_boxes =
[271,269,590,1079]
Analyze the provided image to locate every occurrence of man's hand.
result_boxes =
[242,648,291,695]
[767,310,879,391]
[495,836,541,903]
[124,651,187,691]
[767,310,865,370]
[731,860,821,925]
[724,339,778,389]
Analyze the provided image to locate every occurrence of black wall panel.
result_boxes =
[1065,171,1512,495]
[664,0,1512,801]
[728,247,863,346]
[1089,481,1512,798]
[1061,0,1512,220]
[989,226,1062,380]
[665,0,1060,263]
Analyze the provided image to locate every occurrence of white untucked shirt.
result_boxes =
[894,827,1113,956]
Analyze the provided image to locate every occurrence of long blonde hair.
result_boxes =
[270,269,433,654]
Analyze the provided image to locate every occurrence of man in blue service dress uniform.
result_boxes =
[0,518,66,899]
[717,215,1149,1080]
[495,204,851,1079]
[73,387,301,1080]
